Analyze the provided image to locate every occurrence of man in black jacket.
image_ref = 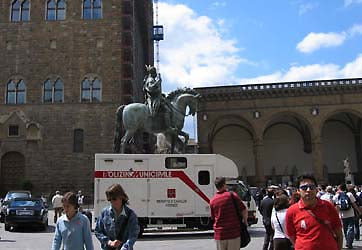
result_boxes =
[259,188,274,250]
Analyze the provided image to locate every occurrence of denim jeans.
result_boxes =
[354,216,360,240]
[342,217,355,246]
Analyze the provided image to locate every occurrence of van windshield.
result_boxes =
[227,183,251,202]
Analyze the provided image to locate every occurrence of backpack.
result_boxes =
[338,192,352,211]
[354,192,362,207]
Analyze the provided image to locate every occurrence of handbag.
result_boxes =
[230,191,251,248]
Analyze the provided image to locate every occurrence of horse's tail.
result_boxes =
[113,105,125,153]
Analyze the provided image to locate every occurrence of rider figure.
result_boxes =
[143,65,175,132]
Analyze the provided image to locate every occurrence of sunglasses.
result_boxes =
[107,197,118,202]
[299,184,316,191]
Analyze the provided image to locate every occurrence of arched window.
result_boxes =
[46,0,66,20]
[6,79,26,104]
[11,0,30,22]
[92,78,101,102]
[73,129,84,153]
[83,0,102,20]
[43,78,63,103]
[54,79,63,102]
[6,81,16,104]
[81,78,101,102]
[17,80,26,103]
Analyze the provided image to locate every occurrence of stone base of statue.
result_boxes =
[345,175,355,185]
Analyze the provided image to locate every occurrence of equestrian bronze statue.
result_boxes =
[113,65,200,154]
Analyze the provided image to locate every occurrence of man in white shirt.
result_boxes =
[52,191,63,223]
[320,186,334,203]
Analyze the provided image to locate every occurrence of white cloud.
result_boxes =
[212,1,226,7]
[345,0,362,7]
[297,24,362,54]
[341,54,362,77]
[158,3,249,89]
[299,3,317,15]
[296,32,346,53]
[238,54,362,84]
[349,24,362,36]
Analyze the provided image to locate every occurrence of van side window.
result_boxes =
[198,171,210,185]
[165,157,187,169]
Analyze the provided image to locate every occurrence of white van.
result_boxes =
[94,154,239,234]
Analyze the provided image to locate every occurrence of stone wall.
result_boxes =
[0,0,153,199]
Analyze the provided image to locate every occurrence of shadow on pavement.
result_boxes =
[8,225,55,233]
[0,239,16,243]
[139,232,214,241]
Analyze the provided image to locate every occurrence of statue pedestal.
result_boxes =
[345,175,354,185]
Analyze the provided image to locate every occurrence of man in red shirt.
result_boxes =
[210,177,248,250]
[285,174,343,250]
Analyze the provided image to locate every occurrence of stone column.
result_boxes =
[312,137,324,183]
[253,139,265,187]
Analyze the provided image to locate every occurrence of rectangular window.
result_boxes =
[198,171,210,185]
[73,129,84,153]
[165,157,187,169]
[9,125,19,137]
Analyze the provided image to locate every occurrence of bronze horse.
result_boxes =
[113,88,200,153]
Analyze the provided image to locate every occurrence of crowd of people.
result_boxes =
[255,175,362,250]
[208,173,362,250]
[4,175,361,250]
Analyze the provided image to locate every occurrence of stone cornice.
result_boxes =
[194,78,362,102]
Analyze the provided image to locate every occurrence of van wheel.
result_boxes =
[197,218,212,230]
[4,223,11,231]
[138,224,144,238]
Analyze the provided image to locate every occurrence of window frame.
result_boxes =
[8,125,20,137]
[10,0,30,22]
[43,78,64,103]
[82,0,102,20]
[165,157,187,169]
[6,79,26,104]
[46,0,66,21]
[81,77,102,103]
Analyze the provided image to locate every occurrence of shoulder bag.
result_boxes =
[230,191,251,248]
[305,209,337,242]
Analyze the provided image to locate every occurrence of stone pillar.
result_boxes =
[312,137,324,183]
[253,139,265,187]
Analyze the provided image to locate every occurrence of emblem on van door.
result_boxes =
[167,188,176,198]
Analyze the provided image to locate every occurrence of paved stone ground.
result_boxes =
[1,210,362,249]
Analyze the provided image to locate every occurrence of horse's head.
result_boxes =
[187,94,199,116]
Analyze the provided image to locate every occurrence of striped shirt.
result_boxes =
[210,190,246,240]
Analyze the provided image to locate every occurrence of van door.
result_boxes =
[194,165,214,216]
[112,158,149,217]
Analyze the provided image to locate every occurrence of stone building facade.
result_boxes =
[196,78,362,186]
[0,0,154,199]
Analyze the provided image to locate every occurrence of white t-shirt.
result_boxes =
[271,208,288,239]
[52,194,63,208]
[320,192,334,203]
[333,191,356,218]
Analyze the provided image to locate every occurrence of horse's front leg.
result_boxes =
[178,130,189,153]
[120,131,133,154]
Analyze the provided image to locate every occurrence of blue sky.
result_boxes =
[155,0,362,137]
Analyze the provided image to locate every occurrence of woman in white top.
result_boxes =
[271,194,292,250]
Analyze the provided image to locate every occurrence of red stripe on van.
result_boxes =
[94,170,210,204]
